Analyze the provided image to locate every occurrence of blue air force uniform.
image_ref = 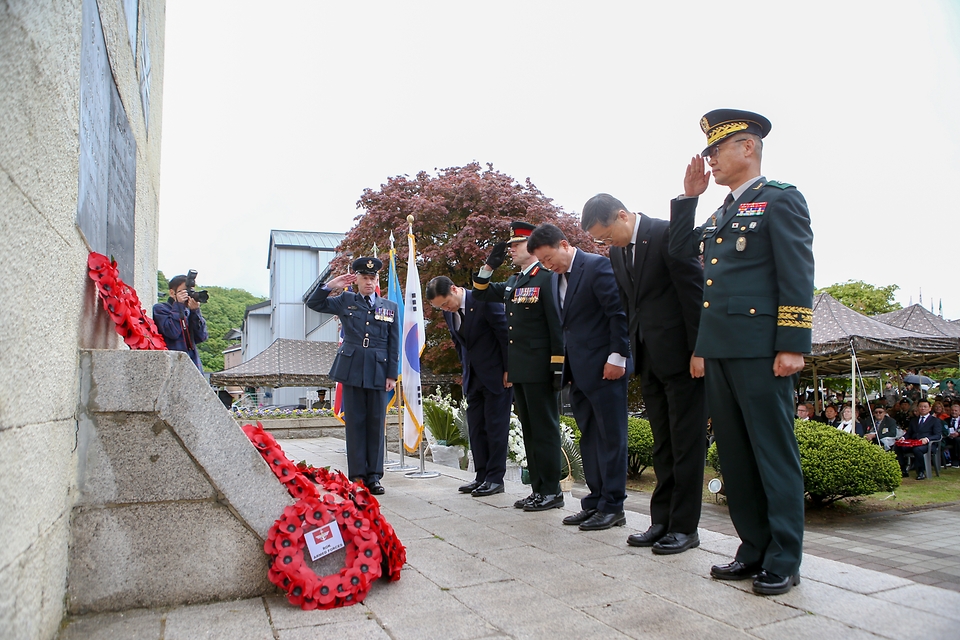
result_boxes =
[305,257,400,487]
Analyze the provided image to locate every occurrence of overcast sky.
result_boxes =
[158,0,960,317]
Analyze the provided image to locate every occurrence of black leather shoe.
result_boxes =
[367,480,385,495]
[514,493,537,509]
[562,508,596,525]
[917,472,926,480]
[652,531,700,555]
[901,470,909,478]
[471,482,504,497]
[752,570,800,595]
[579,511,626,531]
[524,493,564,511]
[710,560,762,581]
[626,524,667,547]
[459,480,482,493]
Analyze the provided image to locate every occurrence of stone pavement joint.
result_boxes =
[58,437,960,640]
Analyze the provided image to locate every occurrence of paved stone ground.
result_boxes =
[59,437,960,640]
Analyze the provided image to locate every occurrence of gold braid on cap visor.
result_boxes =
[706,122,749,145]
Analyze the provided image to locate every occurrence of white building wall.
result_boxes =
[242,311,272,362]
[0,1,166,636]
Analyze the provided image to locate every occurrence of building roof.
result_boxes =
[874,304,960,338]
[267,230,345,267]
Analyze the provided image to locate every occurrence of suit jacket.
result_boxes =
[609,213,703,377]
[152,299,208,370]
[669,177,814,359]
[472,262,564,383]
[551,250,630,393]
[443,291,509,394]
[304,288,400,390]
[906,414,943,441]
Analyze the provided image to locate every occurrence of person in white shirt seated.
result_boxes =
[837,405,864,436]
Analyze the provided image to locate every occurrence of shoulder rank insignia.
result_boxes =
[736,202,767,216]
[766,180,795,189]
[529,265,540,277]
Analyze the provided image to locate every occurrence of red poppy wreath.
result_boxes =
[87,252,167,350]
[242,422,405,609]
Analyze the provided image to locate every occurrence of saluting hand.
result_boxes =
[773,352,805,377]
[485,242,509,270]
[683,155,711,197]
[327,273,357,290]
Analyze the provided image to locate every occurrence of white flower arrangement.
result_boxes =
[508,416,579,471]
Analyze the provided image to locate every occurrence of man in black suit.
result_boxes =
[896,398,942,480]
[425,276,512,496]
[527,224,631,531]
[581,194,706,555]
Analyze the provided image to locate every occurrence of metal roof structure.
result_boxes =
[806,293,959,376]
[874,304,960,338]
[267,230,345,267]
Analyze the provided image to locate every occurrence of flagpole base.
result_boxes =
[388,464,418,472]
[404,470,440,478]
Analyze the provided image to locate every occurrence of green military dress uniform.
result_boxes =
[473,262,565,497]
[670,176,814,578]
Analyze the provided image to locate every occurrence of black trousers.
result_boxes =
[705,357,804,577]
[341,385,387,483]
[639,344,706,534]
[570,378,628,514]
[513,381,562,495]
[465,373,513,484]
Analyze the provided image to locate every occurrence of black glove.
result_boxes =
[485,242,509,270]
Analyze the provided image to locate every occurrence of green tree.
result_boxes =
[154,272,266,372]
[157,270,169,302]
[815,280,901,316]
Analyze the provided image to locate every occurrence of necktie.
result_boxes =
[560,272,570,309]
[920,416,926,425]
[364,295,372,307]
[723,193,735,210]
[455,309,465,332]
[626,243,635,270]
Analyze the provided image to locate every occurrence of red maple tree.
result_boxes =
[333,162,603,375]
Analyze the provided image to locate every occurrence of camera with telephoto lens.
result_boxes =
[185,269,209,304]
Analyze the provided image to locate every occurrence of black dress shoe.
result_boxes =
[459,480,482,493]
[578,511,626,531]
[562,508,596,525]
[514,493,537,509]
[753,570,800,595]
[367,480,385,495]
[710,560,762,581]
[652,531,700,555]
[472,482,504,497]
[917,472,926,480]
[626,524,667,547]
[901,470,909,478]
[524,493,564,511]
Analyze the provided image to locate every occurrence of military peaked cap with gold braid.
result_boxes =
[700,109,772,156]
[351,256,383,275]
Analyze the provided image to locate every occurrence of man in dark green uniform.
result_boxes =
[669,109,814,596]
[473,221,566,512]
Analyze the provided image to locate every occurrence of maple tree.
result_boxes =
[334,162,603,374]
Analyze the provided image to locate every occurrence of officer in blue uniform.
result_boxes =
[305,257,400,495]
[669,109,814,596]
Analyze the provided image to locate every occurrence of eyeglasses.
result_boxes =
[704,137,749,159]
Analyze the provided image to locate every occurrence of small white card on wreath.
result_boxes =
[304,523,345,561]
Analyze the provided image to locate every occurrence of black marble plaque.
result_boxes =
[78,0,137,284]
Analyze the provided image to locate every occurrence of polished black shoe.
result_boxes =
[579,510,626,531]
[753,570,800,595]
[524,493,564,511]
[459,480,482,493]
[901,470,909,478]
[562,508,596,525]
[626,524,667,547]
[367,480,385,495]
[515,493,537,509]
[917,472,926,480]
[652,531,700,555]
[710,560,763,581]
[472,482,504,497]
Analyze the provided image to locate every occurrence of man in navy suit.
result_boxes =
[426,276,512,496]
[896,398,943,480]
[305,257,400,495]
[527,224,631,531]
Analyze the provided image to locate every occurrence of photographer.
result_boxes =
[153,273,208,371]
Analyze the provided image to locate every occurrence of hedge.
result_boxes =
[560,415,654,477]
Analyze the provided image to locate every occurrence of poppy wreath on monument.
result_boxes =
[86,252,167,350]
[242,422,405,610]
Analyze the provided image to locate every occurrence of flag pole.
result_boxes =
[389,379,416,471]
[386,228,417,472]
[401,214,438,479]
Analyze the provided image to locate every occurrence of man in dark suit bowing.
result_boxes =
[581,194,706,554]
[425,276,512,497]
[527,224,631,531]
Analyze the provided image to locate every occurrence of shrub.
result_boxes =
[706,419,901,506]
[558,414,654,477]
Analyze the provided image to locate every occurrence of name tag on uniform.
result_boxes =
[347,305,358,310]
[375,308,395,322]
[513,287,540,303]
[735,202,766,216]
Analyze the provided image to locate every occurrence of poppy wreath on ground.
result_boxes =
[241,422,406,609]
[87,252,167,350]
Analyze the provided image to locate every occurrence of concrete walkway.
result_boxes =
[59,437,960,640]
